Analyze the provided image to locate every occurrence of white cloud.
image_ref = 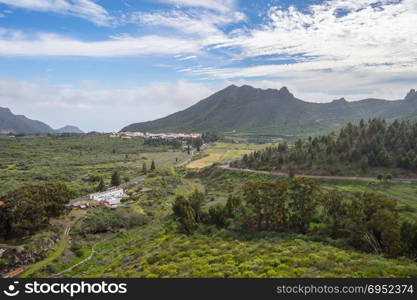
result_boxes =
[133,9,244,37]
[157,0,236,13]
[230,68,417,104]
[0,77,214,131]
[0,0,112,26]
[215,0,417,73]
[176,55,197,61]
[129,4,246,51]
[0,29,201,56]
[0,0,415,110]
[175,0,417,101]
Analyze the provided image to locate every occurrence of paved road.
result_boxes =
[221,165,417,182]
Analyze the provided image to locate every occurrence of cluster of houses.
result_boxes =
[110,131,201,140]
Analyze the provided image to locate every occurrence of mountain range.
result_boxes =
[121,85,417,135]
[0,107,83,134]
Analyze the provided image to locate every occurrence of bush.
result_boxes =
[80,209,149,235]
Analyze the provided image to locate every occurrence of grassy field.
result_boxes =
[0,134,187,197]
[187,142,271,169]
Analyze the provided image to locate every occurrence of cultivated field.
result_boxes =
[186,142,271,169]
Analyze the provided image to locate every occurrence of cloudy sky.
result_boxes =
[0,0,416,131]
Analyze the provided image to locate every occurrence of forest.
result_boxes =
[232,119,417,177]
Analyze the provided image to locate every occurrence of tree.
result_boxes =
[208,204,227,227]
[224,195,242,218]
[193,138,203,152]
[288,177,320,234]
[0,183,73,239]
[150,160,156,171]
[360,156,369,172]
[400,221,417,258]
[142,162,147,174]
[97,177,106,192]
[111,171,121,186]
[288,164,295,179]
[172,195,199,233]
[368,209,401,257]
[239,181,289,231]
[188,188,205,223]
[323,190,349,237]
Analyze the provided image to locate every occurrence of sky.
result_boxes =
[0,0,416,132]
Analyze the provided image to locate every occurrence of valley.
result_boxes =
[1,124,417,278]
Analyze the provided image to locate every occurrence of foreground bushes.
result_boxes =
[80,209,150,235]
[172,177,417,259]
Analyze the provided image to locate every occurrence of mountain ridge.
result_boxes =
[121,85,417,134]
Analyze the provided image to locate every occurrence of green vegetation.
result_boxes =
[20,230,70,278]
[16,167,416,278]
[0,183,73,240]
[232,119,417,177]
[110,171,121,187]
[80,209,150,236]
[47,229,417,278]
[0,134,187,196]
[2,133,417,278]
[173,175,417,259]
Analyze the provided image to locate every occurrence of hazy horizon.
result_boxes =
[2,84,416,133]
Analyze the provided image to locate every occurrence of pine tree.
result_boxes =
[150,160,156,171]
[97,177,106,192]
[142,162,147,174]
[111,171,121,186]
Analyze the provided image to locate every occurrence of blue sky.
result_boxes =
[0,0,416,131]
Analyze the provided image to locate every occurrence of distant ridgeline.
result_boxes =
[0,107,83,134]
[121,85,417,135]
[231,118,417,177]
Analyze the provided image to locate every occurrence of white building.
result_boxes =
[89,188,124,206]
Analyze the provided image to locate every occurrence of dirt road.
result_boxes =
[220,165,417,182]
